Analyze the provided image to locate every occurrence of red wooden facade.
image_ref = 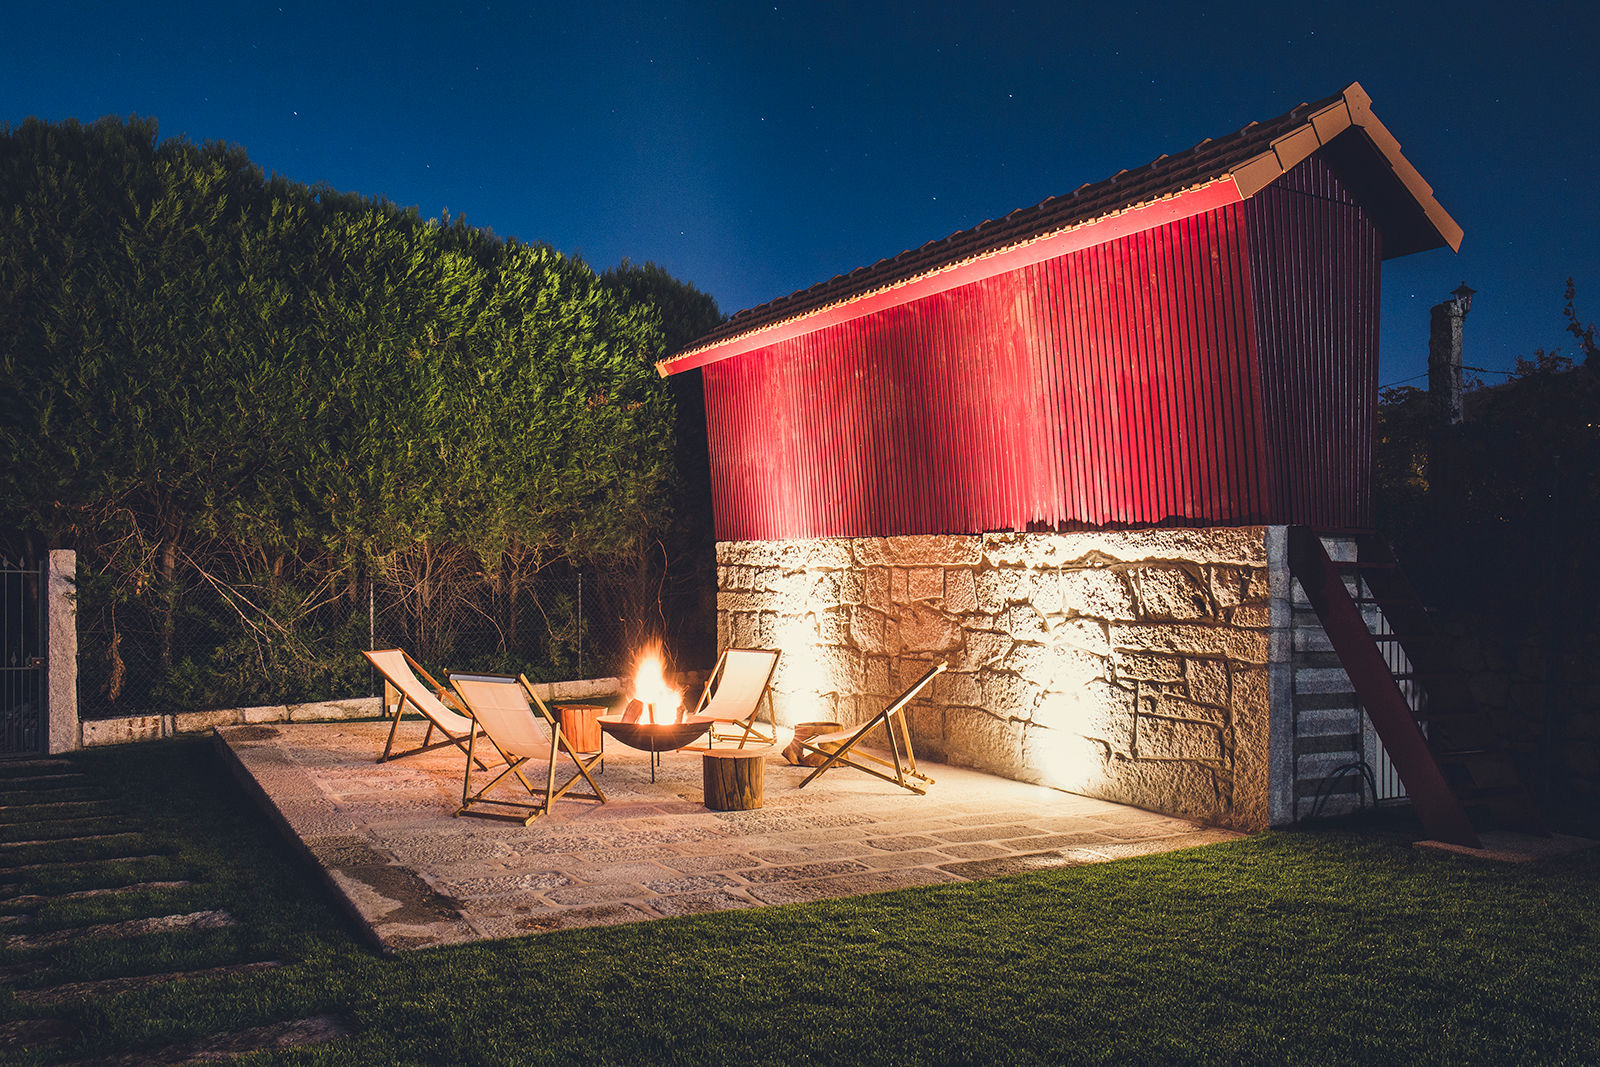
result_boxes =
[665,87,1452,543]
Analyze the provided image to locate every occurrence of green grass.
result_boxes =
[2,739,1597,1066]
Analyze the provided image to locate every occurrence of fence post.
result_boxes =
[45,549,79,753]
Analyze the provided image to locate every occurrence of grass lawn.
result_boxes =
[2,738,1597,1065]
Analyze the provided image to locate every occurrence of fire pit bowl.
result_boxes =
[597,714,711,753]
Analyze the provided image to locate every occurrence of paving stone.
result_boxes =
[863,835,944,852]
[850,849,952,869]
[643,889,762,918]
[933,824,1048,844]
[6,880,192,908]
[938,851,1089,879]
[737,859,872,884]
[935,842,1014,860]
[14,960,282,1006]
[641,873,742,894]
[440,872,573,897]
[4,909,235,951]
[745,866,955,904]
[543,883,649,906]
[657,853,763,875]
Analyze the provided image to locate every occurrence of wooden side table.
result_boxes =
[702,749,766,811]
[553,702,606,757]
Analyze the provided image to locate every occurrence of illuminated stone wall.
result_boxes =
[717,528,1297,831]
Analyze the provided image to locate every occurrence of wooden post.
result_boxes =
[702,750,765,811]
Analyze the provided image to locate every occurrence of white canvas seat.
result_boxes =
[361,648,484,768]
[447,672,606,825]
[689,648,780,746]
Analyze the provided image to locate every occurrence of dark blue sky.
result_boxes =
[6,1,1596,386]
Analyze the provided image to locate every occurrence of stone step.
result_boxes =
[1293,690,1361,713]
[0,853,168,882]
[1293,666,1355,694]
[13,958,280,1007]
[0,773,87,787]
[1296,705,1364,735]
[0,830,143,851]
[0,816,125,843]
[5,880,192,909]
[75,1014,351,1064]
[3,909,234,951]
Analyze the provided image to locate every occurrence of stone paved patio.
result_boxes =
[216,720,1244,952]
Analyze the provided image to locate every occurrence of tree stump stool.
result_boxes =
[702,749,766,811]
[554,703,606,754]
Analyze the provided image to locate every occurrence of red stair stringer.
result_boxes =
[1287,527,1481,848]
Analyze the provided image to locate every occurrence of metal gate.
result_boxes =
[1,561,46,757]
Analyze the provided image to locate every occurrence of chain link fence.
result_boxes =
[77,567,631,720]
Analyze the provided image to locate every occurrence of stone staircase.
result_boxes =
[0,756,348,1061]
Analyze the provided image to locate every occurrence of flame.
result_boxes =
[632,644,682,725]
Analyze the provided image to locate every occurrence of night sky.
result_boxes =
[6,1,1596,387]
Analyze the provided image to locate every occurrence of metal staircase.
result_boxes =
[1287,527,1546,848]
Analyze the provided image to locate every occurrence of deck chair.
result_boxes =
[362,649,485,769]
[689,648,780,746]
[796,661,946,795]
[446,672,606,825]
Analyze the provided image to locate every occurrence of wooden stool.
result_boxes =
[553,702,606,754]
[702,749,766,811]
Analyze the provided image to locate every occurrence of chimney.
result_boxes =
[1427,283,1475,426]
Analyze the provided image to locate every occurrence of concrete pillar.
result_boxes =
[1427,283,1474,428]
[46,549,78,753]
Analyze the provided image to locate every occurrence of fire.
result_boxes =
[631,644,682,725]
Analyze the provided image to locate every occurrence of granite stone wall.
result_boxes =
[717,528,1293,831]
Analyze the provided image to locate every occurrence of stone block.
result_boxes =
[864,566,890,607]
[82,715,167,747]
[1184,658,1230,707]
[174,708,243,733]
[1052,617,1111,657]
[1136,712,1223,763]
[732,612,762,648]
[1023,727,1113,792]
[1101,760,1226,825]
[241,704,294,724]
[1111,622,1270,664]
[1046,643,1106,692]
[862,655,891,698]
[944,568,978,612]
[943,706,1026,776]
[836,569,865,605]
[1133,566,1212,619]
[290,697,382,721]
[1113,651,1184,683]
[718,591,764,615]
[957,631,1013,672]
[1209,566,1249,609]
[889,567,908,603]
[905,566,943,602]
[850,608,888,654]
[1229,603,1272,628]
[936,669,983,706]
[818,607,850,645]
[981,670,1042,719]
[1060,567,1138,621]
[1000,642,1052,679]
[1007,605,1051,643]
[893,606,962,653]
[975,567,1025,611]
[853,534,982,567]
[1052,527,1267,567]
[1150,693,1227,726]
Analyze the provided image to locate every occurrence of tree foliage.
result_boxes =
[0,115,707,709]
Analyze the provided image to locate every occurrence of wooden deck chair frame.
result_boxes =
[691,647,781,747]
[447,672,606,826]
[361,648,486,769]
[797,661,946,795]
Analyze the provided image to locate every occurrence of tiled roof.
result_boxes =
[661,82,1460,374]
